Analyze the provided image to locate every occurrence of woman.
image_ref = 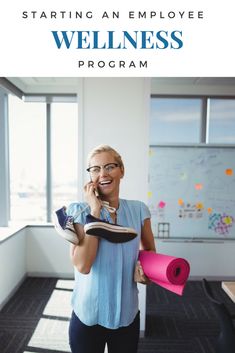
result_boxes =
[67,144,156,353]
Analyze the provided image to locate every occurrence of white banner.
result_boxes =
[0,0,234,76]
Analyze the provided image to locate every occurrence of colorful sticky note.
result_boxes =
[195,183,203,190]
[196,202,204,210]
[178,198,184,206]
[207,207,213,214]
[222,216,233,225]
[225,168,233,176]
[147,191,152,198]
[158,201,166,209]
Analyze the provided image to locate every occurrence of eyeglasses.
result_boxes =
[87,163,120,175]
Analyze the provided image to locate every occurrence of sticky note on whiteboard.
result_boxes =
[196,202,204,210]
[178,198,184,206]
[225,168,233,176]
[158,201,166,209]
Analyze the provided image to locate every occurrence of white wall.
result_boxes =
[157,240,235,280]
[26,226,73,277]
[0,226,74,309]
[78,77,150,201]
[0,229,26,309]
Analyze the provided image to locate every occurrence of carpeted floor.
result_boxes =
[0,278,234,353]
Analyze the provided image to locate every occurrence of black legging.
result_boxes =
[69,311,140,353]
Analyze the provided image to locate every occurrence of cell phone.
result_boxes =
[94,189,99,197]
[89,176,100,197]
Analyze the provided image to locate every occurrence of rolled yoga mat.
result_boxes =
[138,250,190,295]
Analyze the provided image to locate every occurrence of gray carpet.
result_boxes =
[0,278,234,353]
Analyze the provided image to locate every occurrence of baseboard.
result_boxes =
[26,271,74,279]
[189,275,235,281]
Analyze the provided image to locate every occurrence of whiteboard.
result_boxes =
[148,146,235,239]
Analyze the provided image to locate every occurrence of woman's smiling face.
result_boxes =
[89,151,124,197]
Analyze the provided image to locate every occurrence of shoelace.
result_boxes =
[100,201,116,213]
[73,200,116,219]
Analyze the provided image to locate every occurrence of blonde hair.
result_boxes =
[87,144,124,170]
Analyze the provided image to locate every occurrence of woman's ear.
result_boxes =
[120,166,125,178]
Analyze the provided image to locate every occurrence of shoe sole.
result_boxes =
[84,222,137,243]
[52,211,79,245]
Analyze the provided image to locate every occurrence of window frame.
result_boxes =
[0,93,77,226]
[0,88,10,226]
[151,94,235,145]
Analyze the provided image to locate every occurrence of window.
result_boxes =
[51,102,78,212]
[207,99,235,143]
[150,98,202,144]
[151,96,235,145]
[8,95,46,222]
[8,95,78,223]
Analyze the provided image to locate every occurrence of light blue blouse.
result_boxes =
[67,198,151,329]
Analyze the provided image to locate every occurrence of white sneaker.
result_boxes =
[53,207,79,245]
[84,214,138,243]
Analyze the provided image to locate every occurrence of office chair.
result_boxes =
[202,278,235,353]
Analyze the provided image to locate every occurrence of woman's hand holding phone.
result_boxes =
[84,181,102,218]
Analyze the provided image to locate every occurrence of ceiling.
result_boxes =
[4,77,235,95]
[6,77,81,94]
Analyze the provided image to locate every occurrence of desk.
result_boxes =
[222,281,235,303]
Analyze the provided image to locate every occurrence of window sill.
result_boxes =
[0,222,53,243]
[0,224,26,243]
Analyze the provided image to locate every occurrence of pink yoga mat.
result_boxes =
[139,250,190,295]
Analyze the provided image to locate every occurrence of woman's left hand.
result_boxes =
[134,261,151,285]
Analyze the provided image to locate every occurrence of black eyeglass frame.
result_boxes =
[86,163,120,173]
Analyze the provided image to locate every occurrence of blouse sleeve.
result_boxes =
[140,201,151,226]
[66,202,90,225]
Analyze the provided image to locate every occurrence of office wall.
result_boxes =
[157,240,235,279]
[0,226,74,309]
[77,77,150,201]
[26,227,73,277]
[0,229,26,309]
